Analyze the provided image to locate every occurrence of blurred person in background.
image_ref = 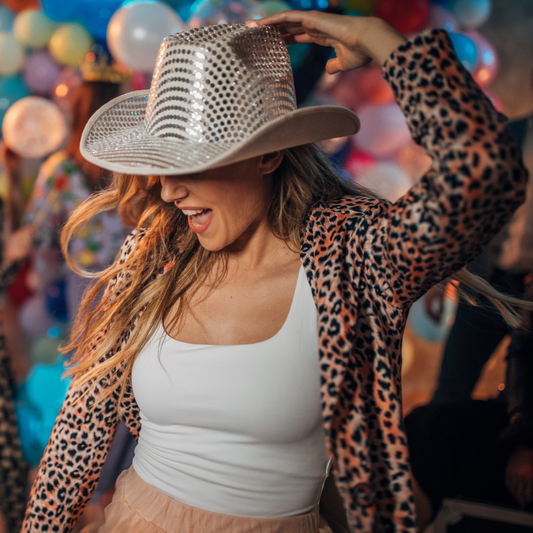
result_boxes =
[0,143,36,533]
[407,271,533,531]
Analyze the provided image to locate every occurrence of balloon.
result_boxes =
[375,0,430,34]
[452,0,491,29]
[38,0,77,22]
[0,75,30,126]
[107,2,184,73]
[19,294,58,339]
[287,0,328,10]
[17,359,71,465]
[49,23,94,67]
[0,5,16,31]
[23,51,62,95]
[355,162,412,202]
[343,0,378,14]
[449,31,478,71]
[2,97,67,159]
[160,0,195,22]
[75,0,123,43]
[52,67,83,114]
[45,278,69,322]
[469,31,498,87]
[0,32,25,76]
[355,103,411,157]
[261,0,291,16]
[189,0,264,27]
[13,8,56,48]
[344,148,375,179]
[357,66,395,106]
[2,0,39,13]
[320,68,367,111]
[430,4,457,32]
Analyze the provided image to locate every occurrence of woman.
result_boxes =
[22,11,529,533]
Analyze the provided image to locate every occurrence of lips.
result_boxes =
[180,207,213,234]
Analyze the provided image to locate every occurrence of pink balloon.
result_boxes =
[355,103,412,157]
[468,31,499,87]
[23,50,62,95]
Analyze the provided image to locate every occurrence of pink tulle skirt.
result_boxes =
[82,467,333,533]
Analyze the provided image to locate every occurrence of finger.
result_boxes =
[325,58,341,75]
[247,10,310,27]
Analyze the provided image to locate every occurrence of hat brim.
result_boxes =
[81,90,360,176]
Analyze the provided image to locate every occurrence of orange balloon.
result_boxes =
[2,0,39,12]
[357,66,395,106]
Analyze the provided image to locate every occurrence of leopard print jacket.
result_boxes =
[22,30,527,532]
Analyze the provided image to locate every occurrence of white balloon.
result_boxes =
[107,1,184,73]
[2,96,67,159]
[355,162,412,203]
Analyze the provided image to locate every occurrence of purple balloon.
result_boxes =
[23,51,63,96]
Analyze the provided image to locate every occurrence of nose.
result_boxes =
[160,176,189,203]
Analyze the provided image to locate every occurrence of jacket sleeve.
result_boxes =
[21,229,144,533]
[363,29,528,307]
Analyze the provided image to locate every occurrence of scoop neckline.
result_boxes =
[161,265,305,348]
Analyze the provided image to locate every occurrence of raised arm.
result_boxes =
[21,230,144,533]
[252,12,527,306]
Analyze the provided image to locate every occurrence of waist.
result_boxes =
[112,466,328,532]
[132,422,329,518]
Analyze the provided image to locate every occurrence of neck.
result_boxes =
[224,220,298,273]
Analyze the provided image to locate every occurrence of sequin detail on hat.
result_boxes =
[84,24,296,171]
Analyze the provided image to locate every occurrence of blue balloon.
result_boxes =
[45,279,69,323]
[161,0,194,22]
[449,32,478,71]
[0,5,16,32]
[76,0,123,42]
[0,76,30,129]
[40,0,78,22]
[288,0,329,9]
[16,360,71,466]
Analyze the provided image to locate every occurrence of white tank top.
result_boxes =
[131,266,329,518]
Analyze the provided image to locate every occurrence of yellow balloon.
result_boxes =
[0,32,25,75]
[49,23,93,67]
[14,8,56,48]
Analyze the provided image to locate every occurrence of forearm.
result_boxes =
[22,382,120,532]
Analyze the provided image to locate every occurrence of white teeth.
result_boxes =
[182,209,204,216]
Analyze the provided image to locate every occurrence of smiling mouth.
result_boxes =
[181,208,212,227]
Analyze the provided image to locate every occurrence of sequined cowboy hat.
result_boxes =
[80,23,360,176]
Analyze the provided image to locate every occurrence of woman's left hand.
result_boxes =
[246,11,406,72]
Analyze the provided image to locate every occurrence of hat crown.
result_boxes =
[145,23,296,144]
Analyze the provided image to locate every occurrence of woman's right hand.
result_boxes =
[247,11,406,72]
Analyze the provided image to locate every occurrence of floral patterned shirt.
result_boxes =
[25,151,131,274]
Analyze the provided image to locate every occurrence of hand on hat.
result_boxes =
[247,11,406,73]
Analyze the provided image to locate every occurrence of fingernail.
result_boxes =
[246,20,258,27]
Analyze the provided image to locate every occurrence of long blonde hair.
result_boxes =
[61,144,529,404]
